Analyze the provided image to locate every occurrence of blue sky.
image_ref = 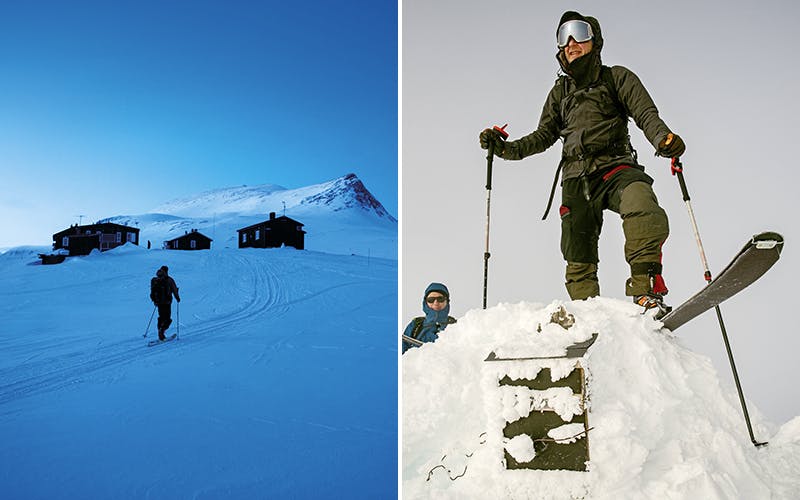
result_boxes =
[0,1,397,247]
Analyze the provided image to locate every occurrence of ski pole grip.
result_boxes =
[486,143,494,190]
[485,124,508,190]
[671,158,691,202]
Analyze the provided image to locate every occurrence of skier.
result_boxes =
[479,10,685,314]
[402,282,457,354]
[150,265,180,341]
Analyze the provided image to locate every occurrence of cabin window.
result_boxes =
[255,229,260,240]
[242,233,247,243]
[127,233,136,243]
[62,236,69,247]
[116,232,122,243]
[190,240,197,249]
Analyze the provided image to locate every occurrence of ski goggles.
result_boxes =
[425,295,447,304]
[557,20,593,48]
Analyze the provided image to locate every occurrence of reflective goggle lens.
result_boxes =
[557,20,593,48]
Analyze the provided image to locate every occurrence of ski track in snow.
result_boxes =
[0,251,375,406]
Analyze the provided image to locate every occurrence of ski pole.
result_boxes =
[143,306,156,338]
[671,156,767,447]
[176,301,180,340]
[483,124,508,309]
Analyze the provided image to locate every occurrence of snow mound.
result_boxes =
[0,246,50,258]
[402,297,800,499]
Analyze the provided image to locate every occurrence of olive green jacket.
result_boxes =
[500,16,673,181]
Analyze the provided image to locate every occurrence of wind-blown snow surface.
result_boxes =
[0,244,396,498]
[108,173,397,260]
[402,298,800,499]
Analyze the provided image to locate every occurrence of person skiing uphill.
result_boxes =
[402,283,457,354]
[479,11,685,315]
[150,265,180,341]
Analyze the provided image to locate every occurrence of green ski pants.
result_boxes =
[559,165,669,300]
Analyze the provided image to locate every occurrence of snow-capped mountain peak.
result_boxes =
[151,173,394,221]
[299,173,395,221]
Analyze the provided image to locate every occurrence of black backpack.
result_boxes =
[150,276,170,304]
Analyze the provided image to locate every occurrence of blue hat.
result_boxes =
[425,282,449,299]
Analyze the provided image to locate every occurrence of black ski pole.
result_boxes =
[671,156,767,447]
[143,306,156,338]
[176,301,180,340]
[483,124,508,309]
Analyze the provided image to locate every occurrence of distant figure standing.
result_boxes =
[150,265,180,341]
[147,240,151,249]
[402,282,457,354]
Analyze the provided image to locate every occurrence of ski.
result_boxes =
[660,232,783,331]
[147,334,177,347]
[484,333,599,361]
[402,334,424,347]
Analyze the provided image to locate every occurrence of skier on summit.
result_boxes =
[479,11,685,315]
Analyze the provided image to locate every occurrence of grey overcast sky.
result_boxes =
[402,0,800,424]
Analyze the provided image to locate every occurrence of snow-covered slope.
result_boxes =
[106,173,396,259]
[402,298,800,499]
[0,244,397,498]
[151,173,394,220]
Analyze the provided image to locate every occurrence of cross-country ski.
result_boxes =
[147,334,177,347]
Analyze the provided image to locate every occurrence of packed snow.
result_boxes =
[402,298,800,499]
[0,175,397,499]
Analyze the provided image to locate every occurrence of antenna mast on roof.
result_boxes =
[76,214,86,225]
[282,201,286,216]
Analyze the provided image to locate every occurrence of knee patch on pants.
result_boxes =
[560,205,601,264]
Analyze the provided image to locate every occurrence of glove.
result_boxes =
[657,133,685,158]
[479,128,506,156]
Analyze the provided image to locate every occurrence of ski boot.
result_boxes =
[634,294,672,319]
[158,328,167,341]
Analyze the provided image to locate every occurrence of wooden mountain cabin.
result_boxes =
[164,229,212,250]
[52,222,140,256]
[237,212,306,250]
